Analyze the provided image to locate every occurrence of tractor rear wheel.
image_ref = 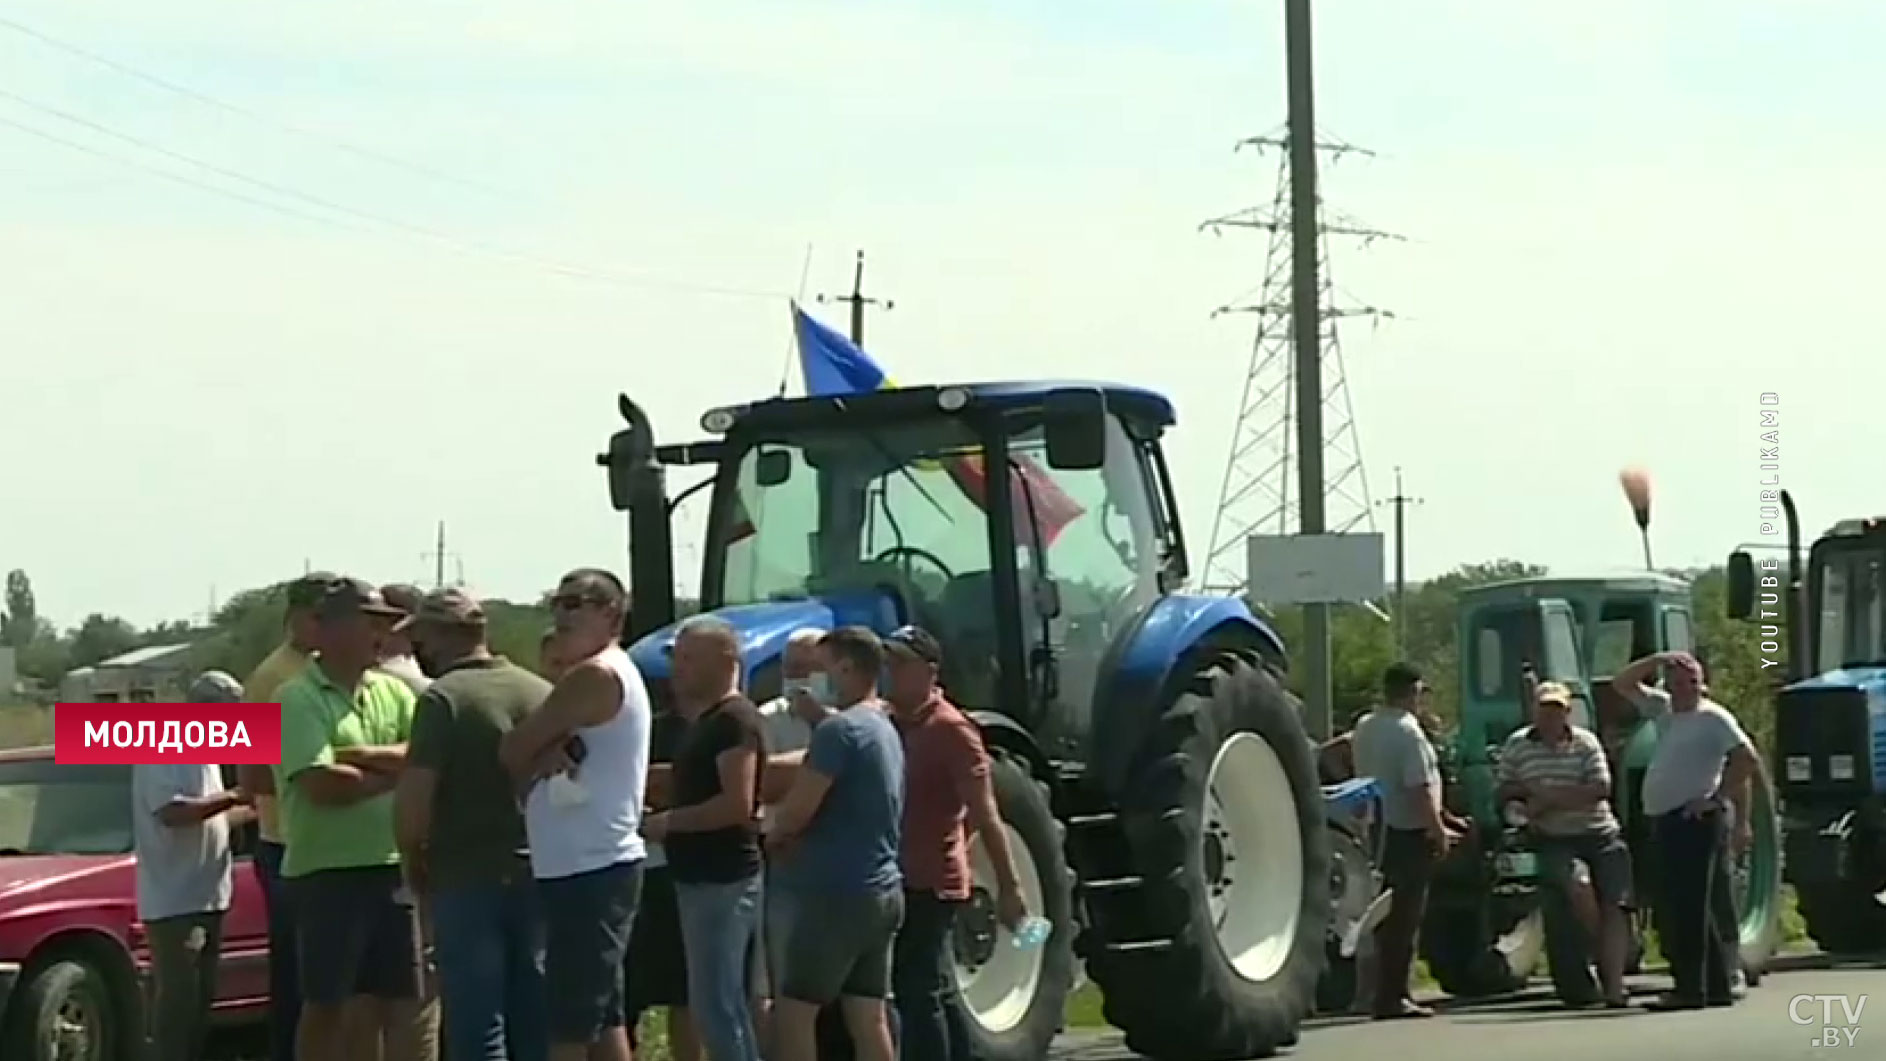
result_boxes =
[952,749,1076,1061]
[1796,882,1886,955]
[1084,654,1328,1060]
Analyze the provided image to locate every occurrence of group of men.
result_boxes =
[130,566,1034,1061]
[1353,650,1762,1018]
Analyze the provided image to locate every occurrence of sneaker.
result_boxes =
[1729,968,1748,999]
[1372,999,1435,1020]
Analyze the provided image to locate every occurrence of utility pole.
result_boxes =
[421,521,463,589]
[817,250,894,346]
[1285,0,1332,741]
[1380,468,1424,655]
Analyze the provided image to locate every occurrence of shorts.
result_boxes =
[287,865,423,1004]
[625,866,687,1013]
[540,859,643,1044]
[775,886,904,1005]
[1538,831,1635,909]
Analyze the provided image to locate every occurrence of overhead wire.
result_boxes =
[0,12,519,201]
[0,86,791,301]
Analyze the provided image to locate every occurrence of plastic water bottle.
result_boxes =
[1011,915,1052,950]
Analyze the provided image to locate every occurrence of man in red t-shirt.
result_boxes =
[882,626,1028,1061]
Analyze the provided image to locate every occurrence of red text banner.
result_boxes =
[54,703,283,766]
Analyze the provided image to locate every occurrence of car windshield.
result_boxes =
[1816,542,1886,671]
[0,759,133,857]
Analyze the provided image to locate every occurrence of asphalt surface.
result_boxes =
[1053,961,1885,1061]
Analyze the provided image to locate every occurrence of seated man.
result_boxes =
[1496,681,1633,1009]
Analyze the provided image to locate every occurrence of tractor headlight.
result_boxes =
[937,386,971,412]
[700,407,739,434]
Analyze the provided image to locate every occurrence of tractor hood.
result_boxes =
[1785,665,1886,695]
[627,590,903,684]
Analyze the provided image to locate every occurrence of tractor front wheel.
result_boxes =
[952,749,1076,1061]
[1084,654,1328,1060]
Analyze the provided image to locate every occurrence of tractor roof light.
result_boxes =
[937,386,971,412]
[700,407,739,434]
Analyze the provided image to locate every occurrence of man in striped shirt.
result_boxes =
[1496,681,1634,1008]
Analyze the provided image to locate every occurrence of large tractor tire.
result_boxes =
[1316,825,1377,1014]
[1084,654,1329,1060]
[1732,766,1786,980]
[1422,901,1544,999]
[1795,883,1886,956]
[953,749,1077,1061]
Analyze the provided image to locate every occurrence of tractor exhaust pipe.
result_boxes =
[1781,490,1804,683]
[599,393,677,643]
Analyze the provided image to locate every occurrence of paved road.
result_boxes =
[1054,964,1881,1061]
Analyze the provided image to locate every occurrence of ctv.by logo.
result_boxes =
[1790,994,1865,1047]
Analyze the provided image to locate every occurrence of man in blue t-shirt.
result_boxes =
[765,626,905,1061]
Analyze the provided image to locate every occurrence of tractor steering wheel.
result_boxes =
[869,545,958,583]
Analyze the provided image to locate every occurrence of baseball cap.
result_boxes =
[381,583,423,617]
[405,586,487,628]
[885,625,943,666]
[285,571,341,610]
[314,577,406,620]
[188,670,244,703]
[1535,681,1573,708]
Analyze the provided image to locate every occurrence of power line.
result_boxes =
[0,112,375,231]
[0,89,789,300]
[0,13,520,201]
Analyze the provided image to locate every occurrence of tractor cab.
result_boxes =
[1727,514,1886,953]
[1451,574,1694,829]
[601,382,1189,758]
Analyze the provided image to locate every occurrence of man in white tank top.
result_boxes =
[500,569,651,1061]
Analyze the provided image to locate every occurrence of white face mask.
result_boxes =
[803,672,836,706]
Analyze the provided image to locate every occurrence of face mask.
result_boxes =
[803,672,835,706]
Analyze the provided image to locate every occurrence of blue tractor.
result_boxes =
[1727,494,1886,953]
[599,382,1331,1060]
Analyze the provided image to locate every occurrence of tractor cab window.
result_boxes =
[713,418,996,627]
[1590,600,1656,679]
[1817,546,1886,671]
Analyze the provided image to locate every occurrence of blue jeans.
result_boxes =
[431,875,550,1061]
[674,875,763,1061]
[253,841,298,1061]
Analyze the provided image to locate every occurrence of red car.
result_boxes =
[0,746,268,1061]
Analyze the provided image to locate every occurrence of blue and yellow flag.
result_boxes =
[789,304,1086,546]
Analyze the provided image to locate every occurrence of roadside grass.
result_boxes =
[0,702,52,749]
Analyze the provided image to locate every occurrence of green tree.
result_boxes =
[1,570,39,649]
[66,614,141,670]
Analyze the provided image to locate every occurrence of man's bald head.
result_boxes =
[782,627,824,681]
[672,615,742,710]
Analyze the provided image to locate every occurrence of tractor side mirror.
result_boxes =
[1725,550,1755,619]
[756,450,793,486]
[603,393,660,512]
[1032,576,1062,620]
[1042,390,1107,470]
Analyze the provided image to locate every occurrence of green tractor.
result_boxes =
[1726,498,1886,952]
[598,382,1332,1060]
[1422,573,1785,997]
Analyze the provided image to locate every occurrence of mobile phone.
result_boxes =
[564,735,588,764]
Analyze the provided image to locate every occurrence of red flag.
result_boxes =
[943,454,1085,547]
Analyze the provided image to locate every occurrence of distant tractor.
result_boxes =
[598,382,1331,1060]
[1423,574,1784,997]
[1727,497,1886,953]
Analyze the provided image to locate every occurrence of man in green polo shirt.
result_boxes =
[273,578,424,1061]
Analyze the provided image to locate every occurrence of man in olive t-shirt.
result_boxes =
[394,588,553,1061]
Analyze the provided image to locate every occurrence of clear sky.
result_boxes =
[2,1,1879,628]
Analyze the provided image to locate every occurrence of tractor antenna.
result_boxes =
[776,242,816,397]
[816,249,895,347]
[1198,0,1402,737]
